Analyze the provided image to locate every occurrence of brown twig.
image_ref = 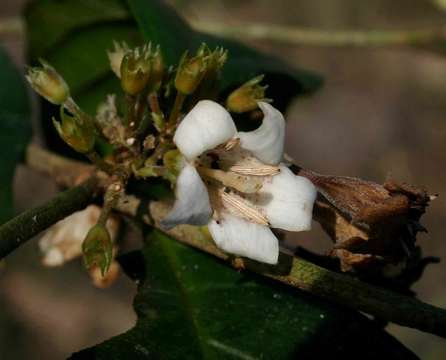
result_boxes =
[12,144,446,338]
[191,19,446,50]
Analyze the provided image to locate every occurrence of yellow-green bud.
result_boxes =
[107,41,129,78]
[82,224,113,276]
[206,46,227,75]
[194,45,228,100]
[120,44,152,95]
[175,50,208,95]
[226,75,269,113]
[148,45,164,92]
[53,107,95,153]
[162,149,182,184]
[26,59,69,105]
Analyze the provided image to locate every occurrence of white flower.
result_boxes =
[161,100,316,264]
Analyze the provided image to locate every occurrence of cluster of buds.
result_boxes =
[25,41,278,277]
[27,40,434,289]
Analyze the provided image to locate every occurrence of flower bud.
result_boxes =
[148,45,164,92]
[175,49,208,95]
[82,224,113,276]
[226,75,269,113]
[53,107,95,153]
[26,59,69,105]
[107,41,129,78]
[120,44,152,95]
[205,45,227,76]
[162,149,183,183]
[193,45,228,100]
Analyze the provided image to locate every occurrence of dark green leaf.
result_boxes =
[26,0,322,116]
[25,1,140,154]
[71,231,417,359]
[26,0,131,59]
[127,0,322,110]
[0,47,32,224]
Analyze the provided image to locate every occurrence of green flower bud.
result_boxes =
[82,224,113,276]
[226,75,269,113]
[206,46,228,75]
[53,107,95,153]
[26,59,69,105]
[148,45,164,92]
[107,41,129,78]
[162,149,182,183]
[120,44,152,95]
[175,48,208,95]
[194,45,228,100]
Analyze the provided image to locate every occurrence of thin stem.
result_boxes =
[167,92,186,130]
[0,17,23,36]
[148,201,446,338]
[98,182,123,226]
[126,94,137,127]
[86,151,114,175]
[20,144,446,338]
[148,92,163,116]
[134,94,147,124]
[64,97,102,134]
[148,92,165,132]
[191,20,444,48]
[0,177,98,259]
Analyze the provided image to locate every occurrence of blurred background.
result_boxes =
[1,0,446,358]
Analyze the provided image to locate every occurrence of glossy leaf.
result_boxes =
[70,231,417,359]
[127,0,322,110]
[0,48,32,224]
[26,0,322,115]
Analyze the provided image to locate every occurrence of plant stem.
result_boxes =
[0,177,98,259]
[126,94,137,127]
[167,92,186,130]
[148,92,163,116]
[149,201,446,338]
[0,17,23,36]
[191,20,444,48]
[86,151,114,174]
[18,144,446,338]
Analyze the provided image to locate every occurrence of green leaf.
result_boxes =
[26,0,322,116]
[0,47,32,224]
[71,231,417,359]
[25,0,140,154]
[26,0,131,60]
[127,0,322,110]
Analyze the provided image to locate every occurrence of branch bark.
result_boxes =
[192,19,446,49]
[8,144,446,338]
[0,177,98,259]
[148,202,446,338]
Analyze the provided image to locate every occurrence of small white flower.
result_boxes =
[161,100,316,264]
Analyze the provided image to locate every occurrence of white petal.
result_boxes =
[161,163,212,229]
[257,165,316,231]
[174,100,237,160]
[208,213,279,264]
[238,102,285,165]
